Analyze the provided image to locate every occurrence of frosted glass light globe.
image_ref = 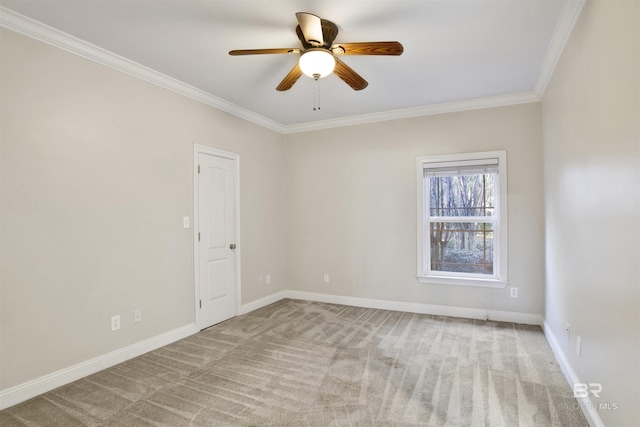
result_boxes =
[299,49,336,79]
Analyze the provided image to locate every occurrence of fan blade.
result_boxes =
[333,58,368,91]
[229,48,300,56]
[296,12,324,46]
[332,42,404,56]
[276,63,303,91]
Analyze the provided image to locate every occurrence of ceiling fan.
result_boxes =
[229,12,403,92]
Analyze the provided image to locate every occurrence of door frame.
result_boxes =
[193,144,241,329]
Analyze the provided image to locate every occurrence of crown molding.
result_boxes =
[1,1,583,135]
[534,0,586,97]
[0,6,285,134]
[282,91,540,134]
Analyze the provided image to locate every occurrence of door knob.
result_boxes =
[230,244,236,250]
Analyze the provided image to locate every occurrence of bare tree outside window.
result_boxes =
[428,173,495,275]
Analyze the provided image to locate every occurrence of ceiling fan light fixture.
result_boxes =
[229,12,403,92]
[299,49,336,79]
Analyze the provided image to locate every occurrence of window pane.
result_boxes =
[429,222,494,275]
[429,174,495,216]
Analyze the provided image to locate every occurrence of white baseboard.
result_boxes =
[0,291,543,411]
[283,290,543,325]
[488,309,543,326]
[238,290,288,315]
[542,320,604,427]
[0,323,198,411]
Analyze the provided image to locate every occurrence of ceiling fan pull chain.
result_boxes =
[313,74,321,111]
[313,78,317,110]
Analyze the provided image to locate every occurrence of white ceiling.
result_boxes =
[0,0,581,132]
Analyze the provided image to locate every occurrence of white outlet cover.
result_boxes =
[133,309,142,323]
[183,216,190,228]
[111,315,120,331]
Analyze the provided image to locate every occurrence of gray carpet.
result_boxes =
[1,299,588,426]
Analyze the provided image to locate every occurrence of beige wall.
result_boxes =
[284,103,545,315]
[541,0,640,424]
[0,29,287,389]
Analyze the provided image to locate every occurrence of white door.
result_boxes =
[197,150,237,329]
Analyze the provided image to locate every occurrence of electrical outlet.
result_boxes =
[510,287,518,298]
[111,315,120,331]
[266,275,271,284]
[576,335,582,357]
[133,309,142,323]
[323,274,329,283]
[565,324,571,341]
[259,276,265,285]
[183,216,190,228]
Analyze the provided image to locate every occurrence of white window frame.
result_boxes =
[416,150,508,288]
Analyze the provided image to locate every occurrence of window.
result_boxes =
[416,151,508,287]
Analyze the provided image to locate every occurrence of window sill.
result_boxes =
[417,275,508,288]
